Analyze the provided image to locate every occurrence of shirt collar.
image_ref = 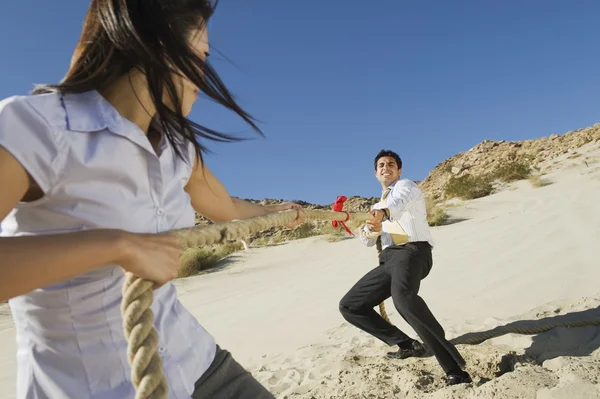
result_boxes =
[61,90,160,155]
[383,179,399,193]
[62,90,129,134]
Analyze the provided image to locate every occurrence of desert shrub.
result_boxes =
[178,241,243,277]
[250,236,272,247]
[289,222,320,239]
[320,222,350,242]
[426,197,449,226]
[325,229,346,242]
[529,175,551,188]
[443,174,493,200]
[320,222,343,235]
[490,161,532,182]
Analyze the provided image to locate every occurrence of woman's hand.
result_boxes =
[116,232,184,289]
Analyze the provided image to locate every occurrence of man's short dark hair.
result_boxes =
[374,149,402,170]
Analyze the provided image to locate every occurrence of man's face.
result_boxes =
[375,156,401,187]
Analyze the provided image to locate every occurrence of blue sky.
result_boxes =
[1,1,600,204]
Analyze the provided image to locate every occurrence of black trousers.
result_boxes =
[192,345,274,399]
[339,242,466,374]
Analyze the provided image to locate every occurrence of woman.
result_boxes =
[0,1,303,398]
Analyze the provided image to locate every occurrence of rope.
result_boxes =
[121,209,600,398]
[121,274,167,399]
[375,235,393,324]
[378,302,392,324]
[121,209,373,399]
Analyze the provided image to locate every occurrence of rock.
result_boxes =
[420,122,600,199]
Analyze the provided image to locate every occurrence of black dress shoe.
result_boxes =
[386,341,426,359]
[444,371,472,386]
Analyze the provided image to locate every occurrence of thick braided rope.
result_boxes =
[378,302,392,324]
[121,274,167,399]
[375,235,393,324]
[122,209,600,399]
[121,209,373,399]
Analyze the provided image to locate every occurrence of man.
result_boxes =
[338,149,472,386]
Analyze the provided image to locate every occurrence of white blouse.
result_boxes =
[0,89,216,399]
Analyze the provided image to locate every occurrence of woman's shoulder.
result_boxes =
[0,92,68,194]
[0,91,66,131]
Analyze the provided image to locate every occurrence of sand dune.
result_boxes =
[0,141,599,398]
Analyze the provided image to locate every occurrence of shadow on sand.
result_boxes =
[438,217,470,226]
[198,254,244,275]
[450,306,600,363]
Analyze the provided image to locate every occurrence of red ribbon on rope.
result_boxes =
[331,195,354,236]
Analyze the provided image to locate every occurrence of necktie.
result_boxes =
[380,188,409,245]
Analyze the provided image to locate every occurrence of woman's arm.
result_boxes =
[0,147,184,302]
[0,146,123,301]
[184,159,304,226]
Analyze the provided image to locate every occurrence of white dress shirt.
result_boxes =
[0,90,216,399]
[360,179,435,249]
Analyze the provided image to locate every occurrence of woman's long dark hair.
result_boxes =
[33,0,262,163]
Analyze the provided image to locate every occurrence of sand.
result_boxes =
[1,141,599,398]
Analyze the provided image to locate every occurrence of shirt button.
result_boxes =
[156,208,165,216]
[158,347,165,353]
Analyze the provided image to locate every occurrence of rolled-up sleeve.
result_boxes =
[0,97,64,193]
[384,180,416,221]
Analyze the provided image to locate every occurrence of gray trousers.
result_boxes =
[192,346,275,399]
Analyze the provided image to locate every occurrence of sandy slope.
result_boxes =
[0,141,599,398]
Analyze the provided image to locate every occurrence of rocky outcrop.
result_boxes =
[421,123,600,200]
